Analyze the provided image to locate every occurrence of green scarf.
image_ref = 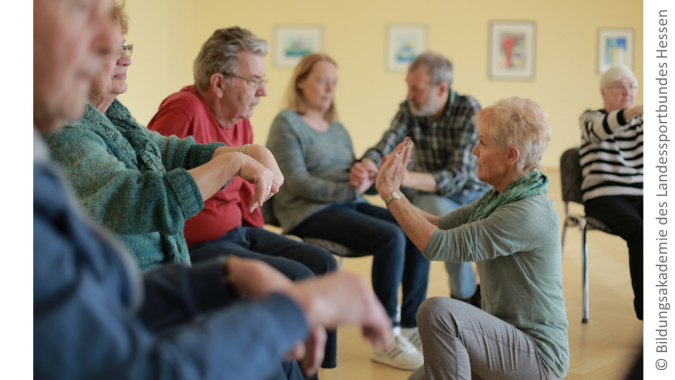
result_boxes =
[468,171,549,223]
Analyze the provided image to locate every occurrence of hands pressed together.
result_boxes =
[376,137,413,199]
[349,158,378,194]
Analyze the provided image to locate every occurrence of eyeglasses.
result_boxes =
[122,44,133,58]
[609,83,638,93]
[223,72,268,90]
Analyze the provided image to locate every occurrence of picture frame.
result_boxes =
[387,25,427,71]
[489,21,536,80]
[597,28,634,74]
[274,26,323,68]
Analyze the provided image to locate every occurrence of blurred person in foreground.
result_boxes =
[33,1,391,379]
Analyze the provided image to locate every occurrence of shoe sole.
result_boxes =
[370,355,423,371]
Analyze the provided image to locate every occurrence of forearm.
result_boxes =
[386,197,438,252]
[189,152,244,200]
[212,145,244,158]
[403,171,438,193]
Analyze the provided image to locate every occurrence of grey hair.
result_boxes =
[407,51,454,86]
[600,64,637,91]
[193,26,269,92]
[474,97,552,179]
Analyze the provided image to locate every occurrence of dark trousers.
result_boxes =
[189,226,338,369]
[291,202,430,327]
[585,195,643,320]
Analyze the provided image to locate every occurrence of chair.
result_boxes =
[560,148,615,324]
[261,197,370,269]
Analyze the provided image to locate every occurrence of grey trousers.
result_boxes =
[407,298,561,380]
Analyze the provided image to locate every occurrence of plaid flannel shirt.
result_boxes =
[363,89,488,198]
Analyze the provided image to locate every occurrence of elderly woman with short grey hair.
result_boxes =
[376,97,569,380]
[45,7,282,272]
[580,64,644,320]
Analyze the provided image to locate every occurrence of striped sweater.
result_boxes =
[578,108,643,201]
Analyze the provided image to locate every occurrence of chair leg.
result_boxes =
[561,221,569,253]
[338,256,345,270]
[580,221,590,324]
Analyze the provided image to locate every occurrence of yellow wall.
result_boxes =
[120,0,643,169]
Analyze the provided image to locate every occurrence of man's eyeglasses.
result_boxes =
[223,72,268,90]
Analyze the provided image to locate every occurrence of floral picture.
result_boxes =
[598,29,634,74]
[387,25,427,71]
[275,26,323,68]
[490,21,536,79]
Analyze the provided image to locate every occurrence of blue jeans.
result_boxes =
[290,202,430,328]
[413,190,486,300]
[189,226,339,369]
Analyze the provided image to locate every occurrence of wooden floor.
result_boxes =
[302,168,643,380]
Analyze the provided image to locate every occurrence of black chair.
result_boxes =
[261,196,370,269]
[560,148,615,323]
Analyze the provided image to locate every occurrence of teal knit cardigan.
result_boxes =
[45,100,225,271]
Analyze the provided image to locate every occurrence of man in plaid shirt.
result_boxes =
[351,51,488,305]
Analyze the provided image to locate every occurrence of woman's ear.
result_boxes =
[506,145,520,166]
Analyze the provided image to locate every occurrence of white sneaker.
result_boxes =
[371,331,424,370]
[401,327,423,354]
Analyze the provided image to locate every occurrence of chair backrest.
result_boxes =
[560,148,585,205]
[261,195,281,228]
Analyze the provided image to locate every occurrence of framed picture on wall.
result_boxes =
[387,25,427,71]
[274,26,323,68]
[489,21,536,80]
[597,28,634,74]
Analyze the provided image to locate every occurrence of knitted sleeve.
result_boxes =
[46,127,203,236]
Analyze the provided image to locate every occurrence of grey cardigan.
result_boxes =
[266,109,366,233]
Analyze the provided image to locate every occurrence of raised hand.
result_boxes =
[376,137,412,197]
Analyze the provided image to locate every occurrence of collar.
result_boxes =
[34,128,50,164]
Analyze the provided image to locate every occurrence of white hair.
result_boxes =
[600,64,637,90]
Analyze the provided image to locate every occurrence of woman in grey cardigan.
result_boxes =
[377,97,570,380]
[267,53,429,371]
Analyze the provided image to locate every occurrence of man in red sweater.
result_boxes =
[148,27,337,281]
[148,27,339,371]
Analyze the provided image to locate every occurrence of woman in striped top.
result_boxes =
[579,64,643,320]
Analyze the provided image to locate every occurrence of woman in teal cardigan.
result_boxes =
[45,14,282,271]
[377,97,569,380]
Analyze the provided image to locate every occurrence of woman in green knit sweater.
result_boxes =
[377,97,569,380]
[45,7,282,271]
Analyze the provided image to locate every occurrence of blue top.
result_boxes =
[34,131,309,380]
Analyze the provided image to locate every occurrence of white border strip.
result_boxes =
[645,1,674,378]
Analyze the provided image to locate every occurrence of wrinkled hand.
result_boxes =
[376,137,412,198]
[227,257,292,299]
[284,272,393,349]
[237,156,279,213]
[350,158,378,186]
[298,327,327,376]
[243,145,284,194]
